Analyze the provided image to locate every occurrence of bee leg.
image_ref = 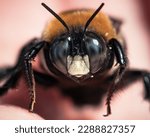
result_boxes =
[0,67,15,80]
[103,39,127,117]
[23,40,46,112]
[0,68,22,95]
[0,38,38,95]
[143,73,150,100]
[0,39,46,112]
[118,70,150,101]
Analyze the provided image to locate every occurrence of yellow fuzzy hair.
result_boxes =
[42,9,117,42]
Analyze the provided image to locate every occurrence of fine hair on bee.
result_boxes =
[0,2,150,117]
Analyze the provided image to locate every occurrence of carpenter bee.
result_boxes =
[0,3,150,117]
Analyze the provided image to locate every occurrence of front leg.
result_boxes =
[0,38,46,112]
[24,40,46,112]
[104,38,128,116]
[0,38,38,95]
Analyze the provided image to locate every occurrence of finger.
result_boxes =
[0,105,44,120]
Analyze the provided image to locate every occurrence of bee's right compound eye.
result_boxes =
[49,37,70,75]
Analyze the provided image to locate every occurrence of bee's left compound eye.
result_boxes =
[49,37,70,74]
[83,33,106,74]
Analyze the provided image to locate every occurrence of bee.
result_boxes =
[0,3,150,117]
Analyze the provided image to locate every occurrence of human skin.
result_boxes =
[0,0,150,119]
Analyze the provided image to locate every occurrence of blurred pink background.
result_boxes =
[0,0,150,119]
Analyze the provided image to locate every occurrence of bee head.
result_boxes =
[42,3,109,81]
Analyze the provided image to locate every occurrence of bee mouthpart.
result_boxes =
[67,55,90,78]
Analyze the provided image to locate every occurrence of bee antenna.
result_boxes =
[41,3,70,32]
[83,3,105,35]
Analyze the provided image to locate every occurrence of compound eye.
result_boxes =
[49,37,69,74]
[84,33,106,73]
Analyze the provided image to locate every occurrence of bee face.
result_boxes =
[41,3,116,82]
[44,29,108,81]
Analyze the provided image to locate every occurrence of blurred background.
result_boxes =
[0,0,150,119]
